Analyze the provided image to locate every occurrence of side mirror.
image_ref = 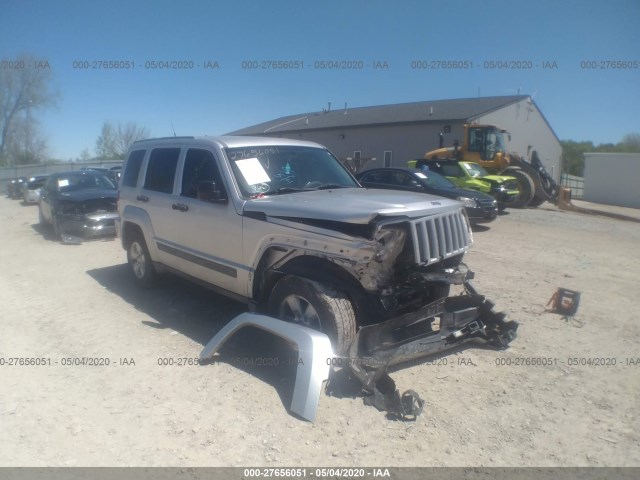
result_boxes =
[197,181,227,203]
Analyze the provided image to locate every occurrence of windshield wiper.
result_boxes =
[313,183,350,190]
[264,187,307,195]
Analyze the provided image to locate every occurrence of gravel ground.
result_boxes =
[0,196,639,467]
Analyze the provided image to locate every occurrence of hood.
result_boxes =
[431,185,496,202]
[481,174,517,184]
[243,187,461,224]
[59,189,117,202]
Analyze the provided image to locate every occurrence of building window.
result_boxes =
[384,151,392,168]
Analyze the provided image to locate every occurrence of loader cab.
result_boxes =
[467,126,507,160]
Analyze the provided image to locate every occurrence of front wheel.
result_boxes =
[268,276,356,355]
[127,232,158,287]
[51,213,62,241]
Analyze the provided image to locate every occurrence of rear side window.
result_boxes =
[144,148,180,193]
[122,150,145,187]
[362,170,392,184]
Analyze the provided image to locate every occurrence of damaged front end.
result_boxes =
[343,280,518,418]
[58,197,119,243]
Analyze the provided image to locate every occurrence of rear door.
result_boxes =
[138,147,182,268]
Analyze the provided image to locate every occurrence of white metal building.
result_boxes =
[583,153,640,208]
[230,95,562,182]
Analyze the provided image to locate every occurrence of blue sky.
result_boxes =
[2,0,639,160]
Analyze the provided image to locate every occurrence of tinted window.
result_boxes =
[122,150,145,187]
[144,148,180,193]
[390,172,420,187]
[440,164,463,177]
[361,170,392,184]
[181,149,223,198]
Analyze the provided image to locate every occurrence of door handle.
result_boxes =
[136,195,149,202]
[172,203,189,212]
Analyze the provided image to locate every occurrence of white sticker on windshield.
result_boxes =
[58,179,69,187]
[235,158,271,185]
[415,172,427,179]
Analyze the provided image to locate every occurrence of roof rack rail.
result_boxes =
[133,136,196,143]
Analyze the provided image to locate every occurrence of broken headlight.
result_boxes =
[456,196,478,209]
[374,226,406,264]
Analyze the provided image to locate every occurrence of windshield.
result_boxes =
[225,145,358,197]
[485,128,506,159]
[462,162,489,178]
[57,173,116,192]
[414,170,456,188]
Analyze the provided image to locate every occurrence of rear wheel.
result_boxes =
[127,232,158,287]
[268,275,356,355]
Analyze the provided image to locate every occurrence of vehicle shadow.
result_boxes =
[30,223,117,243]
[31,222,57,241]
[86,264,300,415]
[471,224,491,233]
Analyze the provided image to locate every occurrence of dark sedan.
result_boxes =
[38,170,119,241]
[357,167,498,224]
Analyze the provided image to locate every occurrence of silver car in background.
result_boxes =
[21,174,50,204]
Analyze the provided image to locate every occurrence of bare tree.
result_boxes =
[79,148,92,162]
[0,54,57,165]
[5,113,48,164]
[115,121,150,157]
[96,121,150,159]
[95,122,117,159]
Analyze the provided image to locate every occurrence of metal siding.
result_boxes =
[265,123,467,170]
[250,99,561,179]
[583,153,640,208]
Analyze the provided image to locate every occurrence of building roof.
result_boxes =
[228,95,529,135]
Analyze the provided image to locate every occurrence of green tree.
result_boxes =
[561,133,640,176]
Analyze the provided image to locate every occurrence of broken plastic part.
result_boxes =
[200,313,333,422]
[347,280,517,417]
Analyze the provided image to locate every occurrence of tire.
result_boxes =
[528,195,546,208]
[127,232,158,287]
[268,275,357,355]
[51,213,62,241]
[505,168,535,208]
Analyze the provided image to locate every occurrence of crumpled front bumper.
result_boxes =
[59,211,119,239]
[347,280,518,390]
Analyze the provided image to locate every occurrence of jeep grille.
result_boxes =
[409,210,471,265]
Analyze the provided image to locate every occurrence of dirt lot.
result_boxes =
[1,195,639,467]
